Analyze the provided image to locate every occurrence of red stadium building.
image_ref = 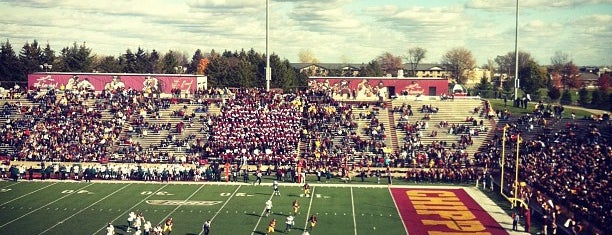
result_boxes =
[309,76,449,99]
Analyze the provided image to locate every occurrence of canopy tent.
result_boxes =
[451,84,467,94]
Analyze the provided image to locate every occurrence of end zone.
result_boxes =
[390,188,509,235]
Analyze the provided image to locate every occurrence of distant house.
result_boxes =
[548,66,608,89]
[409,63,451,78]
[464,68,493,88]
[294,62,491,86]
[578,72,600,88]
[578,67,611,89]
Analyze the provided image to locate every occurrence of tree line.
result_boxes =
[0,40,609,106]
[0,40,307,91]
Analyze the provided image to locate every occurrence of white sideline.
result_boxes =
[350,187,357,235]
[157,184,205,225]
[302,187,316,232]
[92,183,169,234]
[38,183,132,234]
[0,183,92,229]
[0,182,57,207]
[388,187,409,234]
[199,185,242,235]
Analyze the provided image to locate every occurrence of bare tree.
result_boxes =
[550,51,569,71]
[377,52,403,76]
[441,47,476,84]
[298,49,319,63]
[561,61,580,89]
[405,47,426,77]
[494,51,534,78]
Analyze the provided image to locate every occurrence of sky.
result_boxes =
[0,0,610,67]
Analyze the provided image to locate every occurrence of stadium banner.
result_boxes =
[390,188,509,235]
[309,77,449,98]
[28,73,198,93]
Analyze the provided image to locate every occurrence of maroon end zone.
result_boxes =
[390,188,509,235]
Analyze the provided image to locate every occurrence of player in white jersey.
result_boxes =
[273,180,280,196]
[265,199,273,217]
[142,220,152,235]
[127,211,136,232]
[105,223,114,235]
[285,215,295,232]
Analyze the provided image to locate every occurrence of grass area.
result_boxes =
[487,98,594,118]
[0,180,513,235]
[0,180,407,235]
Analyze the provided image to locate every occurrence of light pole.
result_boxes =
[265,0,271,91]
[513,0,520,100]
[40,63,52,72]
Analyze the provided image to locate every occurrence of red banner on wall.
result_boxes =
[28,73,197,93]
[309,77,449,97]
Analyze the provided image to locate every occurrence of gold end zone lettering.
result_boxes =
[410,197,464,205]
[407,190,456,197]
[417,210,476,220]
[429,231,492,235]
[422,220,487,232]
[413,205,468,210]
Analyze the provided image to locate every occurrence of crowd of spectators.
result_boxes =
[475,105,610,234]
[189,88,302,166]
[1,87,122,162]
[2,84,610,234]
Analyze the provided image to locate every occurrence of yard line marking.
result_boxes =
[0,183,92,229]
[38,183,132,234]
[198,185,242,235]
[1,181,22,188]
[350,187,357,235]
[0,182,58,207]
[388,187,409,234]
[157,184,205,225]
[302,187,316,232]
[92,183,168,235]
[250,191,275,235]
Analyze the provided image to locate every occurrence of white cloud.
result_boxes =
[0,0,609,66]
[187,0,260,9]
[466,0,611,10]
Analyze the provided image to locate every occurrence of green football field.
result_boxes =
[0,180,409,235]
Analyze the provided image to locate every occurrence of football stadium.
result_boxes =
[0,78,609,235]
[0,1,611,235]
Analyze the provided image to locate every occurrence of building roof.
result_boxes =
[290,63,365,70]
[291,62,451,71]
[578,72,599,81]
[403,63,448,71]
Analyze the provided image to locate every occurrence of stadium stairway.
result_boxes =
[390,98,493,158]
[385,102,399,152]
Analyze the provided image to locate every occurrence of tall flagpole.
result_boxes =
[265,0,271,91]
[514,0,519,99]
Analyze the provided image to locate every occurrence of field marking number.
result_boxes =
[141,191,173,196]
[220,192,253,197]
[61,190,93,194]
[299,194,329,198]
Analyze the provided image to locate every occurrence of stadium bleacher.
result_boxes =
[1,85,609,234]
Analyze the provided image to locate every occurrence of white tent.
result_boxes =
[452,84,466,93]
